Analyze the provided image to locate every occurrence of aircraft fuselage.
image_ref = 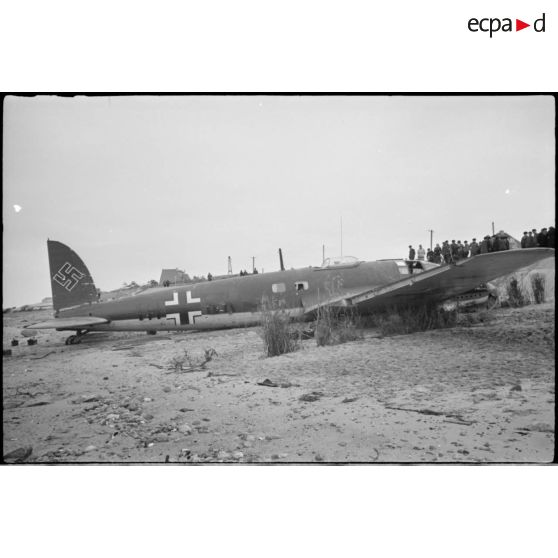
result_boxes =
[56,260,404,332]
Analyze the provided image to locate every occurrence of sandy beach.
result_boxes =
[3,300,554,464]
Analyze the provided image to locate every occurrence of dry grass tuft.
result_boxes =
[259,301,301,357]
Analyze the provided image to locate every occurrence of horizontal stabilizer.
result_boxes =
[26,316,109,330]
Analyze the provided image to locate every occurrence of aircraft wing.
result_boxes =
[25,316,109,330]
[303,248,554,314]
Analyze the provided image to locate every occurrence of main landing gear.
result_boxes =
[65,330,88,345]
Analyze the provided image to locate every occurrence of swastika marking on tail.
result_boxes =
[53,262,85,292]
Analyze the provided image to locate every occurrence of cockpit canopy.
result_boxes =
[320,256,361,269]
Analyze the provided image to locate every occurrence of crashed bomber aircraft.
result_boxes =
[28,240,554,344]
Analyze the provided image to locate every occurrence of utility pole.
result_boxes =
[227,256,232,275]
[252,256,255,273]
[427,229,434,251]
[492,221,495,235]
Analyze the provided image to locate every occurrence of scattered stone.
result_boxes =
[162,387,171,393]
[233,451,244,459]
[510,384,522,392]
[299,391,323,402]
[84,445,97,452]
[342,396,358,403]
[217,451,231,460]
[3,446,33,462]
[3,349,12,357]
[143,397,153,402]
[178,423,193,435]
[179,408,194,412]
[106,414,120,421]
[258,379,278,387]
[314,453,324,462]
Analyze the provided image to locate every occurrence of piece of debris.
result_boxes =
[299,391,324,402]
[258,379,278,387]
[3,446,33,463]
[27,338,38,346]
[510,384,522,392]
[83,445,97,452]
[11,339,19,346]
[30,351,55,360]
[3,349,13,357]
[23,400,51,408]
[342,396,359,403]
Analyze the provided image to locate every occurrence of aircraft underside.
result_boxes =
[57,308,308,335]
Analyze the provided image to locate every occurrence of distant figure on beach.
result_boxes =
[526,231,536,248]
[450,240,458,263]
[521,231,529,248]
[426,248,434,262]
[480,236,491,254]
[417,244,425,261]
[548,227,555,248]
[408,245,415,260]
[433,243,442,263]
[207,272,213,281]
[442,241,451,264]
[531,229,539,246]
[463,241,470,258]
[253,268,259,274]
[537,228,548,247]
[469,238,479,257]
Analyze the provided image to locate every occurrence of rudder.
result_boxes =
[47,240,98,311]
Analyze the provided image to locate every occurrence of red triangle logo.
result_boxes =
[516,19,530,31]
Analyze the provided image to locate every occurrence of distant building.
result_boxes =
[159,268,190,286]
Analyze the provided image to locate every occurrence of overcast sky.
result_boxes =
[3,95,555,307]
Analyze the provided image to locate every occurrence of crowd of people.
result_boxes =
[407,225,554,266]
[520,227,555,249]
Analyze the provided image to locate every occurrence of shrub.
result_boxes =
[374,303,458,336]
[315,306,362,347]
[530,273,546,304]
[505,276,527,307]
[259,301,300,357]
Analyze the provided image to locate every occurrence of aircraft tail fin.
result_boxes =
[47,240,98,311]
